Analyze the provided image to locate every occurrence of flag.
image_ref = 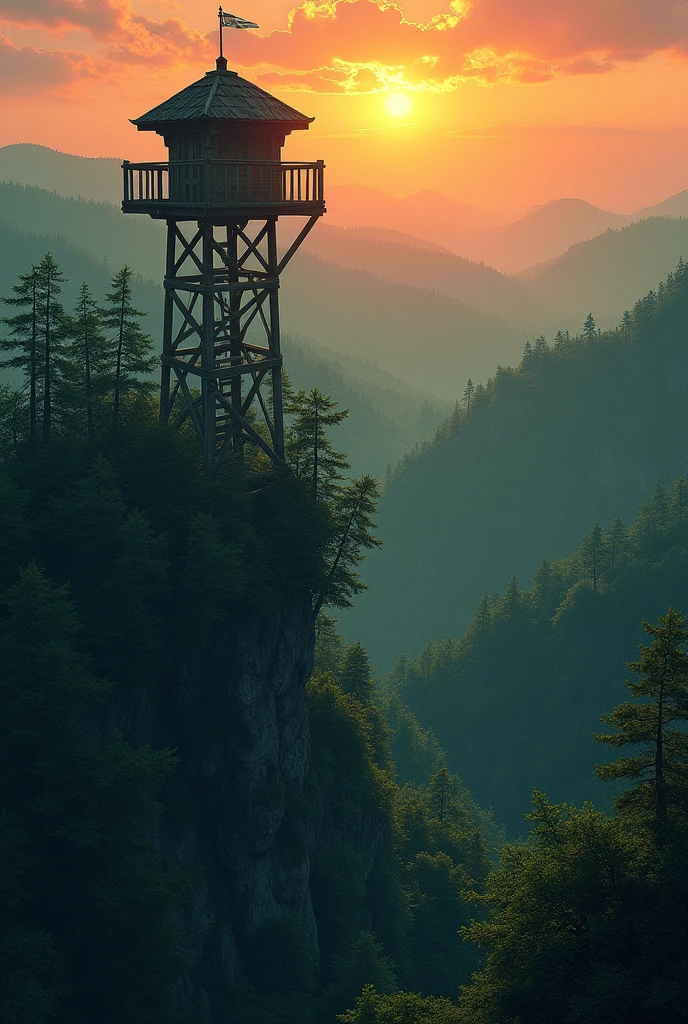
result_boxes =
[221,12,259,29]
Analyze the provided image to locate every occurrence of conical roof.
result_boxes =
[132,67,314,131]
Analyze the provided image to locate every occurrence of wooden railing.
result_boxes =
[123,160,324,208]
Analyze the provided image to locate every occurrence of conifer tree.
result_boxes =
[286,387,349,501]
[462,378,474,418]
[37,254,68,443]
[503,575,522,626]
[314,474,381,618]
[0,257,68,448]
[101,266,156,431]
[582,312,597,343]
[428,766,457,822]
[61,282,108,437]
[595,609,688,832]
[339,642,374,703]
[581,522,605,592]
[0,265,39,453]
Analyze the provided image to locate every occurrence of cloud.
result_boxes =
[0,0,124,36]
[0,33,96,94]
[0,0,211,78]
[1,0,688,98]
[222,0,688,92]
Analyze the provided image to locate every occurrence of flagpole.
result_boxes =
[218,6,224,59]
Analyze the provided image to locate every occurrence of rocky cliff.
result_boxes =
[164,590,318,1014]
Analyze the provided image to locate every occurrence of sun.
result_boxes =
[384,92,412,118]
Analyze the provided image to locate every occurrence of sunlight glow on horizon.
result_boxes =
[384,92,412,119]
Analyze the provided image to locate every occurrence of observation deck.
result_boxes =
[122,158,325,220]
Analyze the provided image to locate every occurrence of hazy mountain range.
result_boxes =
[2,143,687,273]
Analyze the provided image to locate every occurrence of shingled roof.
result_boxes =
[132,68,314,130]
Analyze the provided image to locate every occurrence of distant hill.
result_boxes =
[326,183,516,234]
[0,182,165,280]
[0,143,122,204]
[636,188,688,219]
[301,224,554,330]
[280,251,525,397]
[462,198,629,272]
[3,143,687,276]
[520,217,688,327]
[340,260,688,668]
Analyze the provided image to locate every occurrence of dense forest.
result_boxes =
[346,257,688,666]
[383,471,688,831]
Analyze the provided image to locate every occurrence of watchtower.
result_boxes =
[122,30,325,472]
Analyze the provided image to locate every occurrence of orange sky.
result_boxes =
[2,0,688,210]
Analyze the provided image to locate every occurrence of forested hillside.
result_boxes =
[521,216,688,327]
[384,474,688,831]
[343,259,688,667]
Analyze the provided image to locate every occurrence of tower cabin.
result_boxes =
[121,56,325,474]
[122,58,324,218]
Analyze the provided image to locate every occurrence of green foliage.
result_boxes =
[101,265,156,431]
[315,474,382,617]
[326,932,397,1016]
[286,386,349,501]
[0,564,180,1023]
[459,793,650,1024]
[340,642,375,703]
[596,609,688,831]
[339,985,462,1024]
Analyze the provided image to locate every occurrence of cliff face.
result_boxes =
[166,590,318,1013]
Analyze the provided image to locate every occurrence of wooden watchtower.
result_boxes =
[122,49,325,472]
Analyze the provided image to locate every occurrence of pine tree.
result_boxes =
[428,766,457,822]
[37,254,69,443]
[339,642,374,703]
[581,522,605,592]
[595,609,688,832]
[61,283,109,437]
[101,267,156,431]
[286,387,349,501]
[313,474,381,618]
[503,575,522,626]
[583,313,597,343]
[0,265,39,453]
[462,378,475,418]
[620,310,634,339]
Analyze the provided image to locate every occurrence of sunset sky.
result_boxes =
[3,0,688,210]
